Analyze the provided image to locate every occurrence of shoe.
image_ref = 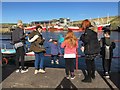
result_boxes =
[51,60,54,64]
[34,70,38,74]
[66,75,70,79]
[105,75,110,79]
[19,66,22,69]
[105,72,109,76]
[21,69,28,73]
[71,75,75,80]
[55,60,59,64]
[91,74,95,79]
[39,69,45,73]
[16,69,20,73]
[81,77,92,83]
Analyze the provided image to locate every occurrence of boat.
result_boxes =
[1,48,35,62]
[95,15,111,31]
[25,25,83,32]
[97,23,111,31]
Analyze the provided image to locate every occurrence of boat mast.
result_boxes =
[107,13,109,24]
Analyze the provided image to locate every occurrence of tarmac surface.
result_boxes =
[1,65,119,90]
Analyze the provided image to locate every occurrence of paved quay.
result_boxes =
[2,67,118,89]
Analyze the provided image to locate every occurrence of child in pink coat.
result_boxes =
[61,30,78,79]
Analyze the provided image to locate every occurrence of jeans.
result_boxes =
[51,55,59,61]
[34,52,44,69]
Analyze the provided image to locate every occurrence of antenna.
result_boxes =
[97,16,100,25]
[101,18,104,24]
[107,13,109,24]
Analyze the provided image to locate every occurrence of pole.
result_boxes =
[76,49,78,70]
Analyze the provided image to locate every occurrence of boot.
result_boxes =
[91,74,95,79]
[91,72,95,79]
[81,76,92,83]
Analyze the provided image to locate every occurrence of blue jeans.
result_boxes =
[34,52,44,69]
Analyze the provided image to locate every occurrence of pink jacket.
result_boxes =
[61,40,78,54]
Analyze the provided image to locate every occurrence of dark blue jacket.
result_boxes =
[47,42,61,55]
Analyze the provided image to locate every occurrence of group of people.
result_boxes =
[11,19,116,83]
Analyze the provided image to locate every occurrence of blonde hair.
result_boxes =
[17,20,23,26]
[64,30,77,48]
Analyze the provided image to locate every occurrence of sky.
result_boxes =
[2,2,118,23]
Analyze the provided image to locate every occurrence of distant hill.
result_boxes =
[1,16,120,34]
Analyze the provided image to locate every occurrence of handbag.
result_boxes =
[14,42,24,49]
[64,54,76,58]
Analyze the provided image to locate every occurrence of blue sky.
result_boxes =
[2,2,118,23]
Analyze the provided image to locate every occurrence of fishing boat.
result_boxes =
[1,48,35,62]
[25,25,83,32]
[97,23,111,31]
[95,15,111,31]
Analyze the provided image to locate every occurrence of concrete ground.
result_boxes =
[1,66,119,89]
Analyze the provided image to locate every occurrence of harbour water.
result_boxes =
[0,31,120,72]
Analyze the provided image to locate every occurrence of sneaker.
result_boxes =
[34,70,38,74]
[39,69,45,73]
[19,66,22,69]
[66,75,70,79]
[21,69,28,73]
[105,75,110,79]
[55,60,59,64]
[51,60,54,64]
[103,72,110,79]
[15,69,20,73]
[105,72,109,76]
[71,75,75,80]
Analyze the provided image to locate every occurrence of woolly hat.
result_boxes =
[52,39,58,42]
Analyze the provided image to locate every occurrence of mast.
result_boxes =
[107,13,109,24]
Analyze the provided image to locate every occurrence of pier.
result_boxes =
[2,65,119,89]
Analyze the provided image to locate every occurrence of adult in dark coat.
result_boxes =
[12,20,28,73]
[80,19,100,83]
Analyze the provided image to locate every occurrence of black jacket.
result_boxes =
[12,27,25,44]
[100,37,116,59]
[80,28,100,55]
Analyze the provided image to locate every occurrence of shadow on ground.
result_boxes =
[55,77,78,90]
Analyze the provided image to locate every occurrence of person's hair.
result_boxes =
[64,30,77,47]
[81,19,92,30]
[36,25,42,30]
[52,39,58,43]
[103,29,111,35]
[17,20,23,26]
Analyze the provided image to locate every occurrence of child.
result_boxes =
[48,39,62,64]
[61,30,78,79]
[100,28,116,78]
